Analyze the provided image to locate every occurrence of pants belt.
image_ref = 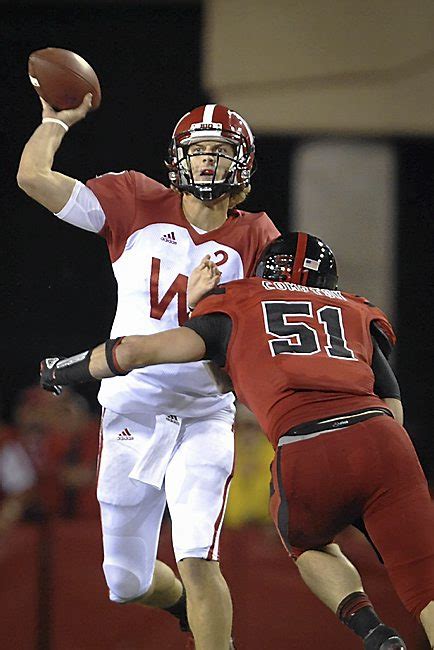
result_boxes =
[277,408,392,447]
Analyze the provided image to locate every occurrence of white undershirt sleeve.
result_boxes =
[54,180,106,233]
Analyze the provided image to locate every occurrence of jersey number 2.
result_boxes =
[262,300,356,360]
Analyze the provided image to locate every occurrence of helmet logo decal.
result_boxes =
[304,258,320,271]
[190,122,223,131]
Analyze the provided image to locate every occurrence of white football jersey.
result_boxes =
[56,171,279,416]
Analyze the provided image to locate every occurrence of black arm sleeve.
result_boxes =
[183,313,232,367]
[371,336,401,399]
[370,320,393,358]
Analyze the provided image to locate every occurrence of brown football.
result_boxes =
[28,47,101,111]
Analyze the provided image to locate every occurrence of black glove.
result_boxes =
[40,357,64,395]
[40,350,93,394]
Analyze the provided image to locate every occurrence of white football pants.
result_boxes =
[97,407,235,602]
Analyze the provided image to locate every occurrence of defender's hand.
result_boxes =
[40,358,63,395]
[40,93,93,128]
[187,255,221,310]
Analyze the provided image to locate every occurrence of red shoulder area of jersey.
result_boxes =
[218,211,280,277]
[86,171,184,262]
[345,292,396,346]
[193,278,257,319]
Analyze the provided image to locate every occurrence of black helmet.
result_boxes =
[256,232,338,290]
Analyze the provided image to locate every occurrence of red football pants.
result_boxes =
[269,414,434,618]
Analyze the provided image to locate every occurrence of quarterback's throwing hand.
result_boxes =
[187,255,222,310]
[40,93,93,129]
[40,358,63,395]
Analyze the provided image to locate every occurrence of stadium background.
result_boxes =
[1,1,434,648]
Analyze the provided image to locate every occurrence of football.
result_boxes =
[28,47,101,111]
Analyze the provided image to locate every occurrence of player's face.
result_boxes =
[187,140,235,184]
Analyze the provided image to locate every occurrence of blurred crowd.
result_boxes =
[0,386,273,541]
[0,386,100,538]
[225,404,274,528]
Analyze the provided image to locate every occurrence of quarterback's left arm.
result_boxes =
[40,328,206,392]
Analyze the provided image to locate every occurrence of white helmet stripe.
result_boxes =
[202,104,217,123]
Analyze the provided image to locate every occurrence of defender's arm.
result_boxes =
[40,328,206,393]
[92,329,206,378]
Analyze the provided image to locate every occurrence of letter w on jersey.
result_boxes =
[150,257,188,324]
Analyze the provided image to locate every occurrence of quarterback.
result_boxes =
[42,233,434,650]
[18,95,279,649]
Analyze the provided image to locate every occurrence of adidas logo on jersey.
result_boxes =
[117,428,134,441]
[161,232,177,244]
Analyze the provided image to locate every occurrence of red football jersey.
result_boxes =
[193,277,396,448]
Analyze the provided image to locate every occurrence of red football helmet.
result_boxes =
[166,104,255,201]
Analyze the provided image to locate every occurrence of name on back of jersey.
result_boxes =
[261,280,346,301]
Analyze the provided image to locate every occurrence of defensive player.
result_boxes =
[41,233,434,650]
[17,95,279,649]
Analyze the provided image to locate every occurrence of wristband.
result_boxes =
[54,350,92,384]
[105,337,128,376]
[41,117,69,132]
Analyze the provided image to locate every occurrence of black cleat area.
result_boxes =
[364,624,407,650]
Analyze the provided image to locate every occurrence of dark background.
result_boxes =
[1,1,433,475]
